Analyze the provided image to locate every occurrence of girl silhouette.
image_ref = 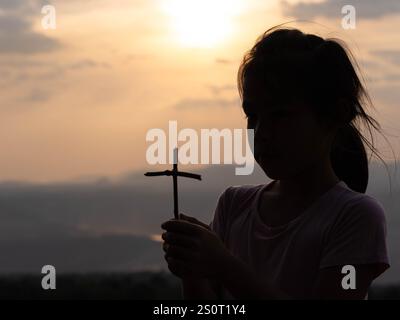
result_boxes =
[161,26,390,299]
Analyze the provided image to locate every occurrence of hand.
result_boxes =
[161,213,231,279]
[178,213,211,230]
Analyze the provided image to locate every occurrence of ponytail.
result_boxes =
[330,123,368,193]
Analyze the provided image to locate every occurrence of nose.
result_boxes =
[253,117,280,154]
[254,117,274,141]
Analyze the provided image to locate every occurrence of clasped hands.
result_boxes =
[161,213,231,279]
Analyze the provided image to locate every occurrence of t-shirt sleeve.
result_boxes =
[209,187,232,243]
[320,195,390,277]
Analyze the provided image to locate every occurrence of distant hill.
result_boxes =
[0,162,398,285]
[0,272,399,300]
[0,272,181,300]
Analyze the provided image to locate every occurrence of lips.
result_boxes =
[254,142,278,156]
[255,151,279,158]
[261,153,278,157]
[255,147,278,156]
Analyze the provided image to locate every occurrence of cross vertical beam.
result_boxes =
[144,148,202,219]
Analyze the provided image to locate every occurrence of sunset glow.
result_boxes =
[161,0,244,47]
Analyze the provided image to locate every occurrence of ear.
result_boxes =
[322,98,352,135]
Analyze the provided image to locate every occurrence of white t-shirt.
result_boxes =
[210,180,390,299]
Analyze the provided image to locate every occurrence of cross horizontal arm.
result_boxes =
[144,170,201,180]
[144,170,171,177]
[176,171,202,180]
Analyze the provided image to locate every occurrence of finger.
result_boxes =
[162,232,198,249]
[164,254,206,278]
[162,241,170,253]
[160,218,178,227]
[166,257,195,278]
[166,244,197,261]
[179,213,210,230]
[161,220,203,235]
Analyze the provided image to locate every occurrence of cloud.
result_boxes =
[0,0,32,11]
[0,58,47,68]
[53,0,150,13]
[0,1,60,54]
[173,97,240,110]
[371,84,400,106]
[207,84,237,96]
[215,58,234,64]
[125,53,151,63]
[281,0,400,19]
[68,59,111,70]
[0,58,111,90]
[0,30,59,54]
[371,50,400,66]
[381,74,400,82]
[23,87,52,102]
[0,58,110,72]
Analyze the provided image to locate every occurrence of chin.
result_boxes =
[261,167,281,180]
[258,157,284,179]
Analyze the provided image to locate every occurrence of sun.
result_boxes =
[161,0,244,48]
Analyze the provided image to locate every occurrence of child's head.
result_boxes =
[238,26,383,193]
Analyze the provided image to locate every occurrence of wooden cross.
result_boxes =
[144,148,201,219]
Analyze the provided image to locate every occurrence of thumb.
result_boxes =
[179,213,210,229]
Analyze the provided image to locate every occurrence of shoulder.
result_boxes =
[347,194,385,216]
[326,183,387,238]
[320,186,389,270]
[337,184,386,224]
[220,183,265,205]
[214,183,266,220]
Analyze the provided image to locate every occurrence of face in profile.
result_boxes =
[243,81,334,180]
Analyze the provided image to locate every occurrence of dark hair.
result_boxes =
[237,25,391,193]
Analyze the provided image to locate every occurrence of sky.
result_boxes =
[0,0,400,285]
[0,0,399,183]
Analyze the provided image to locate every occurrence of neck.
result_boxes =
[276,156,340,202]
